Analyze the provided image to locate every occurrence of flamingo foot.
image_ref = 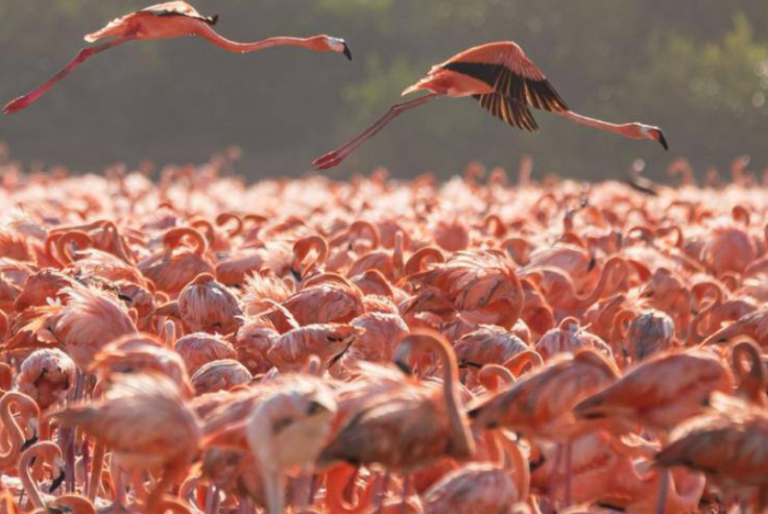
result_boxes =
[3,94,34,115]
[312,150,344,171]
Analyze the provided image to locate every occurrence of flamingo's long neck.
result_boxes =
[19,446,48,509]
[0,395,28,467]
[425,335,475,459]
[573,258,625,310]
[195,25,319,54]
[557,110,638,139]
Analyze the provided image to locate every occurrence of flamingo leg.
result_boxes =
[87,441,106,501]
[3,36,135,115]
[547,444,564,513]
[312,93,441,170]
[237,497,255,514]
[204,484,220,514]
[374,472,391,514]
[655,469,669,514]
[293,464,313,510]
[400,474,411,514]
[64,370,86,493]
[564,443,572,507]
[306,473,320,507]
[110,460,127,512]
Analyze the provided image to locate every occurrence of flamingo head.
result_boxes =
[638,124,668,150]
[318,36,353,61]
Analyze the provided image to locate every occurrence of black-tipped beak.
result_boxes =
[395,359,411,375]
[22,435,38,451]
[50,468,66,493]
[658,131,668,151]
[343,44,352,61]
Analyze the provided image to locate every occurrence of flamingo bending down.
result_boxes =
[4,1,352,114]
[313,41,667,170]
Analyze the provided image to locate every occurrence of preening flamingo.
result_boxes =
[313,41,667,170]
[654,393,768,512]
[4,1,352,114]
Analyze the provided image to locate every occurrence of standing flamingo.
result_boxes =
[654,394,768,513]
[317,329,475,508]
[49,372,201,514]
[313,41,667,170]
[4,1,352,114]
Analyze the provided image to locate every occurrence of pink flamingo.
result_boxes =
[313,41,666,169]
[4,1,351,114]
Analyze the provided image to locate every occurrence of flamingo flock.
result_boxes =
[0,151,764,514]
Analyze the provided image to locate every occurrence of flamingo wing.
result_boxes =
[142,1,218,25]
[441,42,568,113]
[472,93,539,132]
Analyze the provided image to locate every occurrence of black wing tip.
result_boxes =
[343,43,353,61]
[475,93,539,132]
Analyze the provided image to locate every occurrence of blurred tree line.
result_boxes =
[0,0,766,181]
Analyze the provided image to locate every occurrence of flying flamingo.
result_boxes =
[3,1,352,114]
[313,41,667,170]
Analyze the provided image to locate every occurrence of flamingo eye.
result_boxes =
[327,336,344,342]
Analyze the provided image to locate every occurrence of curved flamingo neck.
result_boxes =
[408,331,474,459]
[101,221,134,264]
[689,287,722,344]
[404,247,444,275]
[572,257,626,310]
[502,350,543,378]
[732,341,767,405]
[190,220,216,247]
[55,231,93,265]
[216,213,244,238]
[194,25,326,54]
[478,364,515,391]
[164,228,207,256]
[293,236,329,278]
[0,392,37,468]
[347,221,380,250]
[19,442,60,509]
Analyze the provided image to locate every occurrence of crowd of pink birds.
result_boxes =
[0,147,767,514]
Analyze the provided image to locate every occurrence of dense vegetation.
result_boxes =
[1,0,766,180]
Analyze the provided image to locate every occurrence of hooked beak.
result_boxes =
[50,467,66,493]
[395,359,411,375]
[21,435,38,451]
[657,130,668,151]
[342,43,353,61]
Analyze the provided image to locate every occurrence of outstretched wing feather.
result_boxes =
[442,61,568,112]
[473,93,539,132]
[142,1,218,25]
